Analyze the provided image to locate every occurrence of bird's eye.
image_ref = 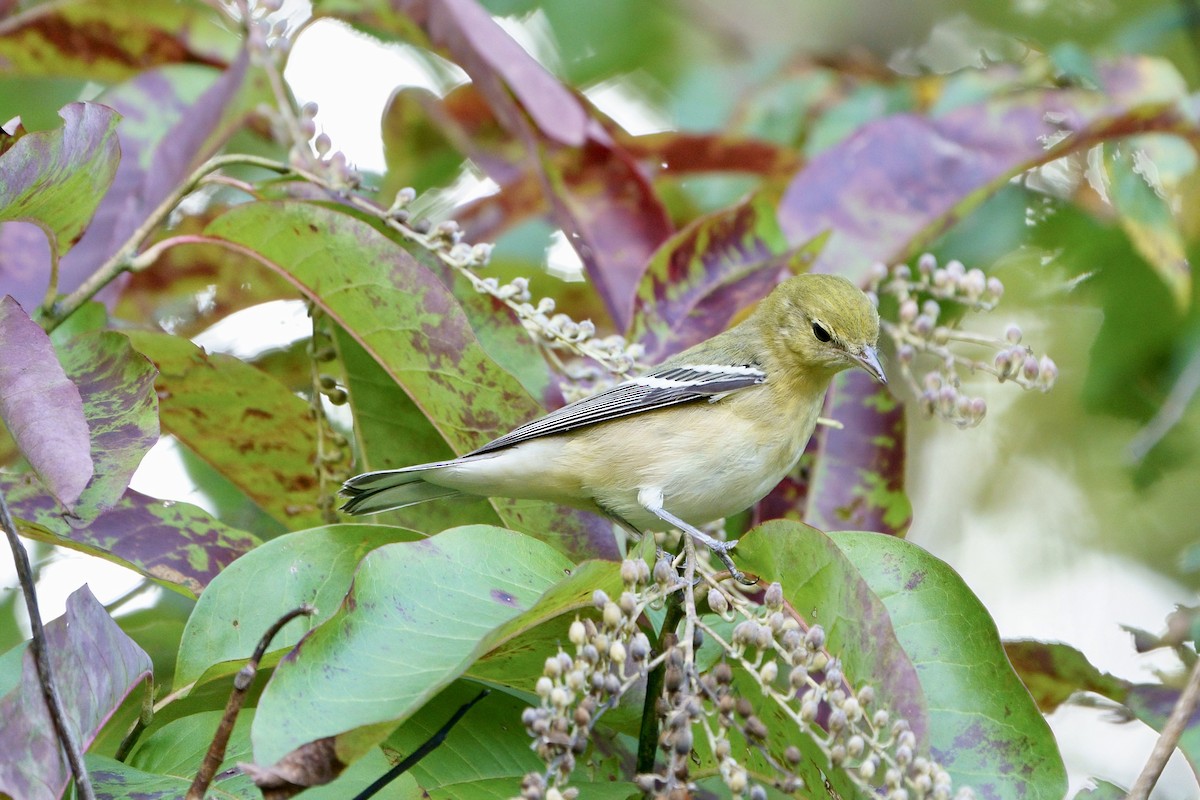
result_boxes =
[811,322,831,343]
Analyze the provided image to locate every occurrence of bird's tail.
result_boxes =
[340,466,463,515]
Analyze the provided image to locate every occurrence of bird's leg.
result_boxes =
[636,488,756,586]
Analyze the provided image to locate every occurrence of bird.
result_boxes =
[341,273,885,584]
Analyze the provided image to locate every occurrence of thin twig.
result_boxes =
[0,490,95,800]
[1126,655,1200,800]
[186,604,315,800]
[1128,345,1200,463]
[348,689,491,800]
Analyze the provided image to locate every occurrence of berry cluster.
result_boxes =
[516,552,974,800]
[867,254,1058,428]
[519,559,660,799]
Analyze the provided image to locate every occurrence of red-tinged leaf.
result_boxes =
[204,200,618,560]
[55,330,160,521]
[372,0,673,330]
[55,50,269,309]
[0,586,153,800]
[0,0,235,82]
[125,330,323,531]
[0,102,120,303]
[0,296,92,509]
[778,56,1195,279]
[541,136,674,331]
[1002,640,1130,713]
[619,130,801,176]
[382,84,520,195]
[804,371,910,536]
[396,0,588,147]
[630,185,804,360]
[4,477,259,597]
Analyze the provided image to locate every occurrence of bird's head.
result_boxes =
[759,273,885,383]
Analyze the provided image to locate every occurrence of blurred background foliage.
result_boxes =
[2,0,1200,795]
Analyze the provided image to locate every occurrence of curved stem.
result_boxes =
[43,154,293,333]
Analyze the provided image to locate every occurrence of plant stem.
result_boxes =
[1127,655,1200,800]
[43,153,293,333]
[636,592,683,774]
[0,490,95,800]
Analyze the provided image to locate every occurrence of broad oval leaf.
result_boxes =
[204,199,618,559]
[736,520,929,743]
[832,531,1067,800]
[0,295,92,508]
[251,525,574,766]
[176,523,423,689]
[0,586,153,800]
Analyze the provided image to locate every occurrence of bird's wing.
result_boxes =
[469,363,766,456]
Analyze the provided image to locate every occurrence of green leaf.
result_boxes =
[833,531,1067,800]
[6,481,258,597]
[251,525,575,766]
[384,681,637,799]
[735,521,928,799]
[0,102,120,263]
[206,200,538,457]
[126,330,323,531]
[335,325,504,533]
[0,586,153,800]
[93,709,415,800]
[205,200,617,559]
[0,295,92,508]
[175,523,422,689]
[0,0,236,82]
[467,560,626,692]
[1102,136,1192,310]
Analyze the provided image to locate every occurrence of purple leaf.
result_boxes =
[0,586,153,800]
[630,186,824,360]
[398,0,587,147]
[56,49,267,308]
[0,102,121,306]
[5,478,259,597]
[778,56,1195,279]
[56,331,160,522]
[388,0,673,330]
[0,296,92,509]
[804,371,910,536]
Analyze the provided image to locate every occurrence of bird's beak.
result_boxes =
[853,345,887,384]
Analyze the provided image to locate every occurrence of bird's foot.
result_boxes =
[705,538,757,586]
